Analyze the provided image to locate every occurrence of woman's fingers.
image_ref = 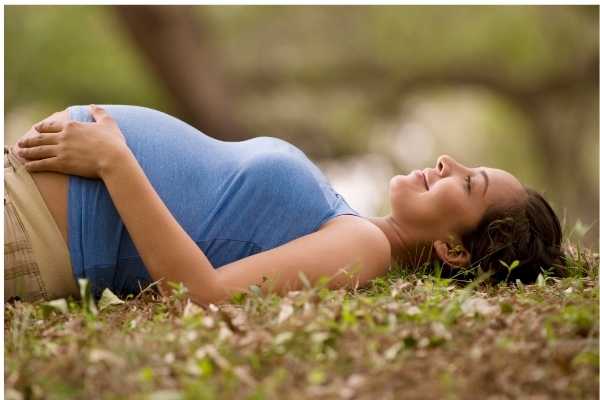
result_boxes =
[17,132,61,148]
[90,105,116,127]
[34,119,65,133]
[16,144,59,160]
[23,158,61,173]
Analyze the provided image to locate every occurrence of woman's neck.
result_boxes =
[365,215,434,269]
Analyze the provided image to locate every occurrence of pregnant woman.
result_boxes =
[5,105,565,305]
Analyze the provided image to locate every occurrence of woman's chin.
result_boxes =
[389,174,405,188]
[389,179,409,206]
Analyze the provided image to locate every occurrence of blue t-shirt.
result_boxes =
[67,105,361,297]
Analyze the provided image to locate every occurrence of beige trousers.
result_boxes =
[4,145,79,302]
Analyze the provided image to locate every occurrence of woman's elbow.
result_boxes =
[154,277,226,307]
[189,281,230,307]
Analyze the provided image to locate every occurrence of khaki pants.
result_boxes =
[4,145,79,302]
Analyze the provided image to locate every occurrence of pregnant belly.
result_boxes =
[10,145,69,245]
[31,171,69,245]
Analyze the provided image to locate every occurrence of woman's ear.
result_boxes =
[433,240,471,268]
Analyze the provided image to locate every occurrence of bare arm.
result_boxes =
[99,146,226,303]
[216,216,391,297]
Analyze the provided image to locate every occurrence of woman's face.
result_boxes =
[389,155,526,242]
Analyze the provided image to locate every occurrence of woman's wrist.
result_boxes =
[98,144,134,180]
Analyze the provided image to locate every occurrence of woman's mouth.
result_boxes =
[415,170,429,191]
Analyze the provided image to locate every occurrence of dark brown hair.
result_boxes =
[456,187,566,283]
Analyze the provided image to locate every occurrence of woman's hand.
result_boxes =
[16,105,129,179]
[12,108,71,165]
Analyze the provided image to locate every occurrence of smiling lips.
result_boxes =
[415,170,429,191]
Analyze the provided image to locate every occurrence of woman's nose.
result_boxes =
[436,155,452,176]
[436,155,468,176]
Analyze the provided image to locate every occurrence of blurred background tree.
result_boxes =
[5,5,598,249]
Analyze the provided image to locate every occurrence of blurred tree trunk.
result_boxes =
[113,5,246,140]
[511,56,598,244]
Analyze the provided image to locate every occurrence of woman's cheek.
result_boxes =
[442,197,475,231]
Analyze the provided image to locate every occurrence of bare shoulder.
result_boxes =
[318,215,392,269]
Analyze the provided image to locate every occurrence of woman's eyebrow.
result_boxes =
[480,169,489,197]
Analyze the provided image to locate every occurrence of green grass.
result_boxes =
[5,242,599,400]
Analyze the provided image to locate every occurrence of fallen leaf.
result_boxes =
[40,299,69,316]
[461,297,499,317]
[277,301,294,324]
[98,288,125,312]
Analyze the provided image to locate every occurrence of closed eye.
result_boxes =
[465,175,472,194]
